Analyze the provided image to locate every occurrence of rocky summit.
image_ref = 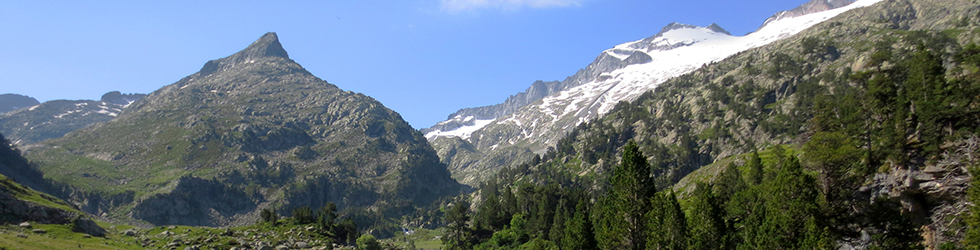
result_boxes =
[24,32,460,227]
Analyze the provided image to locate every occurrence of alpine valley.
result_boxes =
[2,0,980,249]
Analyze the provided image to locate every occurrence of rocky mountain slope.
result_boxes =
[426,0,874,186]
[0,91,145,144]
[0,94,39,114]
[0,133,105,237]
[498,0,980,247]
[23,33,460,227]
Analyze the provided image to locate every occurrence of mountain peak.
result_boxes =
[199,32,291,76]
[706,23,731,35]
[241,32,289,60]
[654,22,731,37]
[656,22,699,36]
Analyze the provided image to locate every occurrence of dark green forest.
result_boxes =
[442,31,980,249]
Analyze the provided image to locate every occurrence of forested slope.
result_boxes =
[444,0,980,249]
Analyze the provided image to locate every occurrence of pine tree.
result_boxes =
[714,163,748,206]
[597,140,656,250]
[316,202,338,234]
[261,208,278,225]
[686,183,728,250]
[292,206,315,224]
[757,155,821,249]
[564,200,598,250]
[550,200,569,244]
[646,191,687,250]
[444,198,474,250]
[746,149,763,185]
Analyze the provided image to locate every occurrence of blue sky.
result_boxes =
[1,0,809,128]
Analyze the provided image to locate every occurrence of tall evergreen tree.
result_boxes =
[316,202,338,234]
[686,183,728,250]
[564,200,598,250]
[646,191,688,250]
[597,140,657,250]
[747,149,764,185]
[757,156,821,249]
[444,198,474,250]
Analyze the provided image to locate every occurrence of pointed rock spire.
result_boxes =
[240,32,289,60]
[199,32,290,76]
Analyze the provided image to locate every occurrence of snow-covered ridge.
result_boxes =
[427,0,880,146]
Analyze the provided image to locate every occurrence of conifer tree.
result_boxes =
[444,198,474,250]
[564,200,598,250]
[686,183,728,250]
[746,149,764,185]
[646,191,687,250]
[598,140,656,250]
[316,202,338,233]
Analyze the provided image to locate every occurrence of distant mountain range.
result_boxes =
[0,94,40,114]
[0,91,146,144]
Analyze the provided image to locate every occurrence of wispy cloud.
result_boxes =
[440,0,582,13]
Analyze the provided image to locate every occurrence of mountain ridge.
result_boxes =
[426,0,871,185]
[0,91,146,144]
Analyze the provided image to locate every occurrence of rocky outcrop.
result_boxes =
[849,136,978,248]
[0,186,106,237]
[100,91,146,106]
[758,0,855,31]
[131,176,259,226]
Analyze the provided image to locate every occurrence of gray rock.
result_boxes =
[122,229,138,236]
[295,241,309,248]
[32,228,46,234]
[18,222,30,228]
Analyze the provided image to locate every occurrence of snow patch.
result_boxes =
[424,117,496,140]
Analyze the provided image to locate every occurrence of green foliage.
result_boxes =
[334,217,361,246]
[443,198,474,250]
[317,202,338,233]
[686,183,728,250]
[645,191,687,250]
[746,149,763,185]
[261,208,278,226]
[964,166,980,248]
[563,200,597,250]
[292,206,315,225]
[357,233,382,250]
[598,140,656,250]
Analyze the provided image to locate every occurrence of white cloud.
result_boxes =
[440,0,582,12]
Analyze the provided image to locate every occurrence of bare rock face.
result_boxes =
[852,136,978,248]
[759,0,856,31]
